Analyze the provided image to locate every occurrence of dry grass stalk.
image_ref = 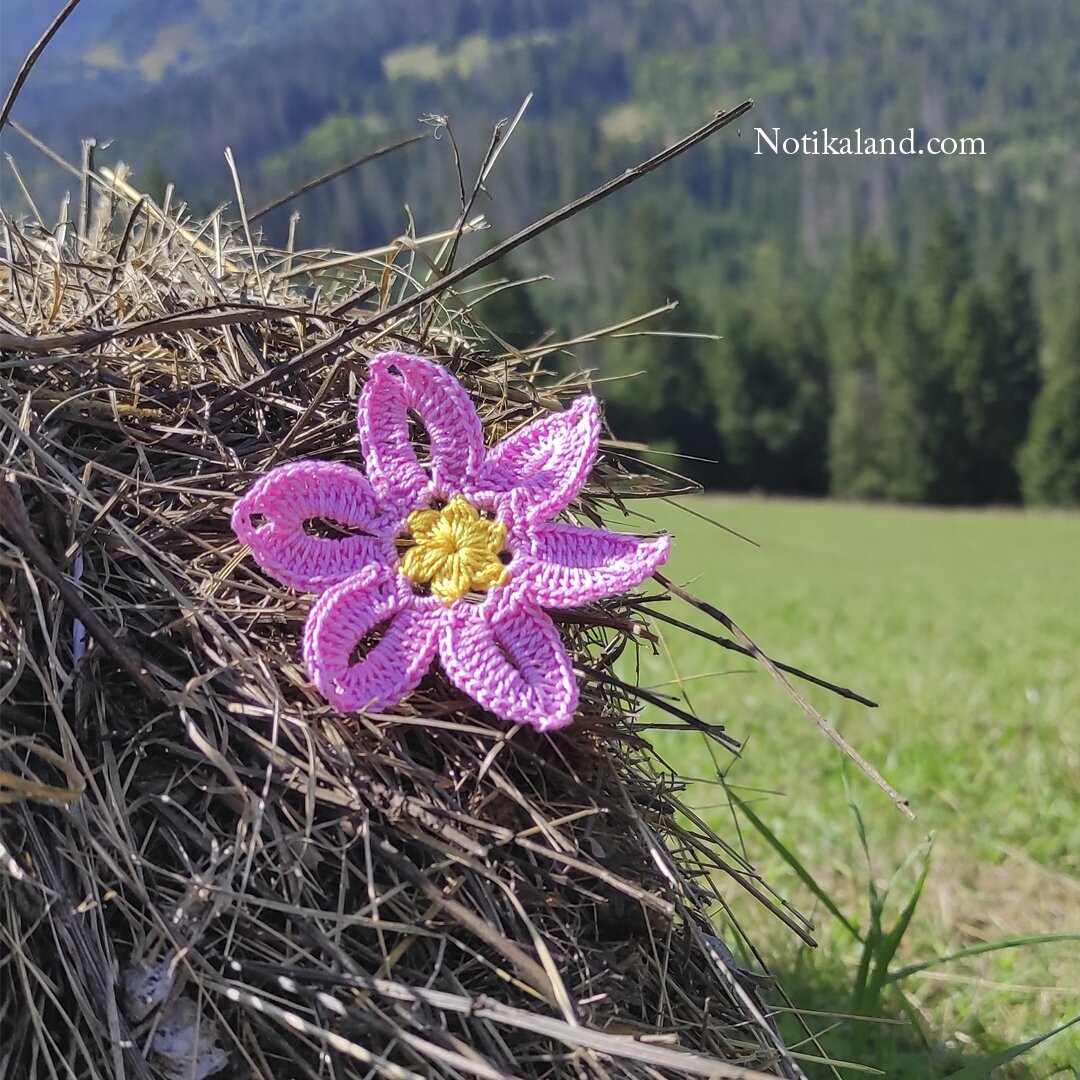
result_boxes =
[0,134,825,1079]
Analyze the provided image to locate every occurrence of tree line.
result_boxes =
[486,202,1079,507]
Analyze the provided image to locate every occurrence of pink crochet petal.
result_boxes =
[440,601,579,731]
[232,460,398,592]
[303,567,439,713]
[468,396,600,525]
[518,523,670,609]
[358,353,485,505]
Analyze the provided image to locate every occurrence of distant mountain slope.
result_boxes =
[6,0,1075,259]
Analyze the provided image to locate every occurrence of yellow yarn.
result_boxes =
[400,496,509,604]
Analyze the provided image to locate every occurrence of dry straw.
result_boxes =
[0,87,893,1078]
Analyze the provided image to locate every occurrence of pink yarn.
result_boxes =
[232,353,670,732]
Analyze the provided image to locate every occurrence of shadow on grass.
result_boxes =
[768,958,1041,1080]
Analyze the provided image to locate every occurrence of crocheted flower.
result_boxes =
[231,353,670,731]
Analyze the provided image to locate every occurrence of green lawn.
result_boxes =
[628,497,1080,1077]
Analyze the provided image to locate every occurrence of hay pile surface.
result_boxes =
[0,164,809,1079]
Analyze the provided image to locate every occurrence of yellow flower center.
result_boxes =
[399,496,509,605]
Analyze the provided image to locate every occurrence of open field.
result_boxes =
[632,497,1080,1077]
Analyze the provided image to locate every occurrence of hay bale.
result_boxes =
[0,161,807,1079]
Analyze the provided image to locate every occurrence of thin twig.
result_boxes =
[643,605,879,707]
[107,195,148,290]
[223,147,265,296]
[582,662,742,753]
[78,137,95,240]
[0,303,326,352]
[248,133,425,222]
[433,94,532,280]
[0,0,85,132]
[0,480,166,702]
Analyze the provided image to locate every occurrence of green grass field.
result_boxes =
[629,497,1080,1077]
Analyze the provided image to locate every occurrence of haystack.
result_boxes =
[0,113,834,1079]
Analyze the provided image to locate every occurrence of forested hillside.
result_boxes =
[4,0,1078,503]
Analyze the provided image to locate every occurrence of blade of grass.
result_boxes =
[886,934,1080,985]
[729,791,860,940]
[941,1014,1080,1079]
[864,851,931,1013]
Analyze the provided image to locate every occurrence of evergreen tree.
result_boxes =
[876,294,946,503]
[985,248,1041,499]
[712,290,830,494]
[944,281,1003,502]
[918,206,973,337]
[826,241,896,498]
[601,201,720,484]
[1019,299,1080,506]
[887,210,978,504]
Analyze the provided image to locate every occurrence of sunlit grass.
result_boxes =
[630,497,1080,1076]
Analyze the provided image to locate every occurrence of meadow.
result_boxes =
[633,497,1080,1077]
